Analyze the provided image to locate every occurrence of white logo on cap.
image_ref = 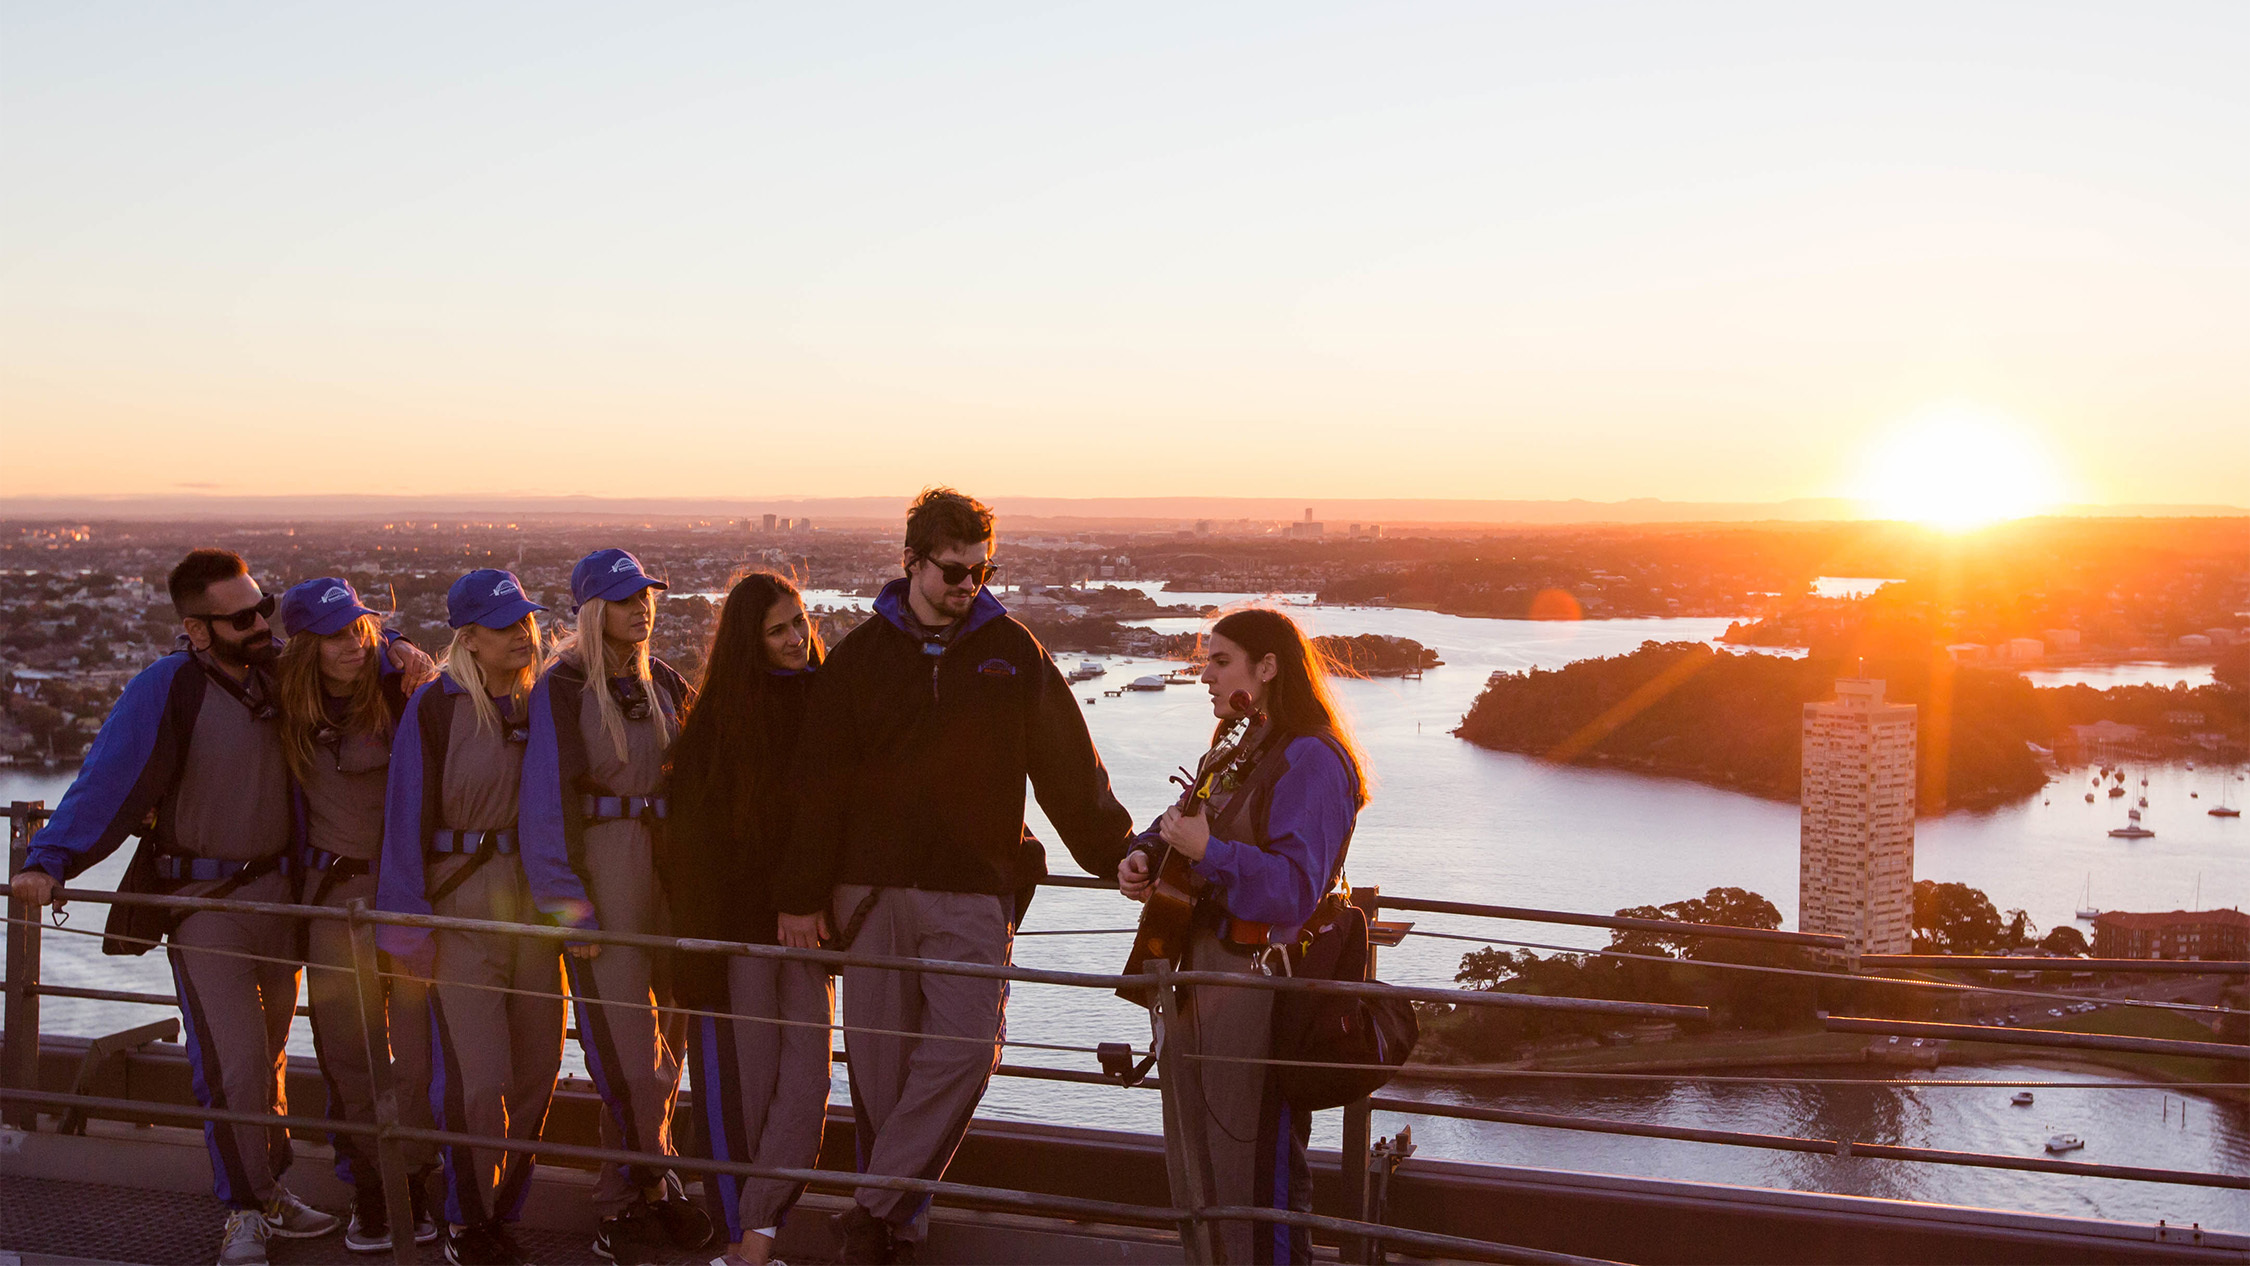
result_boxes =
[492,579,521,597]
[610,558,635,574]
[320,585,349,604]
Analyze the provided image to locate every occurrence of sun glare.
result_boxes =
[1854,407,2066,530]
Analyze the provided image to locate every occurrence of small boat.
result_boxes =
[2011,1092,2035,1106]
[2084,793,2096,803]
[2186,760,2195,770]
[2107,785,2126,798]
[2127,808,2141,821]
[2136,796,2148,807]
[1124,675,1167,692]
[2214,806,2243,818]
[2045,1133,2085,1154]
[1068,660,1106,682]
[2108,825,2155,839]
[2075,875,2098,921]
[2140,777,2148,786]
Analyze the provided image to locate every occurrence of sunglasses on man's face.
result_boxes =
[191,593,277,632]
[921,557,1000,587]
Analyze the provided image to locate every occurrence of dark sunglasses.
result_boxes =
[191,593,276,632]
[608,676,653,722]
[919,557,1000,587]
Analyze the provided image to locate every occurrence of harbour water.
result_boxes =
[5,595,2244,1228]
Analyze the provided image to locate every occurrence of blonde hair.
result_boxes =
[441,617,543,735]
[565,594,669,762]
[274,615,389,782]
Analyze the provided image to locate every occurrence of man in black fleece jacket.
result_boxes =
[774,488,1132,1263]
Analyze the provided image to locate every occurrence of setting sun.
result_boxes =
[1853,406,2067,529]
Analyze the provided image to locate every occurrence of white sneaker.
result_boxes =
[218,1209,270,1266]
[263,1187,343,1239]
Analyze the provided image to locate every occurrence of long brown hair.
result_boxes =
[1208,607,1370,807]
[668,571,825,824]
[275,614,390,781]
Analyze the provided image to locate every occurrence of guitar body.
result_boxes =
[1118,692,1264,1004]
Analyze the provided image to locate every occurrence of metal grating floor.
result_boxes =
[0,1175,730,1266]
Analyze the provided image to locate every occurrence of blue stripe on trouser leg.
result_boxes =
[694,1014,747,1243]
[564,953,643,1161]
[428,994,482,1227]
[169,950,253,1209]
[304,971,360,1186]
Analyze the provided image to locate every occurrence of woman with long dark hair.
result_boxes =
[662,572,830,1266]
[274,577,440,1253]
[1118,607,1369,1266]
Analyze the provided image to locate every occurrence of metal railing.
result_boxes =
[6,797,2248,1265]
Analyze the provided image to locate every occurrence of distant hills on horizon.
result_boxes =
[2,493,2243,528]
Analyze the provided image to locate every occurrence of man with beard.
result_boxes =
[773,489,1134,1264]
[11,549,425,1265]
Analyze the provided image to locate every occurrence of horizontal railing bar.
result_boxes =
[1362,1097,2250,1191]
[0,1086,1579,1265]
[43,888,1706,1019]
[12,980,312,1019]
[1823,1016,2250,1063]
[1372,894,1849,949]
[1203,1205,1621,1265]
[1862,954,2250,976]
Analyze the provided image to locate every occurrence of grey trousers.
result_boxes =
[1174,929,1312,1265]
[166,867,301,1211]
[428,855,566,1228]
[691,956,835,1241]
[563,820,687,1214]
[832,884,1011,1244]
[303,865,438,1185]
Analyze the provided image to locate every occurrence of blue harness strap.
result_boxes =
[580,794,668,822]
[152,853,295,882]
[429,829,519,855]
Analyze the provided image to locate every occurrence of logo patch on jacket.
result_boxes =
[976,658,1017,677]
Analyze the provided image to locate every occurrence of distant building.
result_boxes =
[2177,633,2212,650]
[1800,678,1917,955]
[2204,628,2238,646]
[2041,628,2082,651]
[1288,507,1324,540]
[2000,637,2044,661]
[762,514,778,532]
[2092,909,2250,961]
[1944,643,1987,664]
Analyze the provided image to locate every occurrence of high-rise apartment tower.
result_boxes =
[1799,677,1917,954]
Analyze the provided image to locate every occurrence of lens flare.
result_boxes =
[1853,406,2066,529]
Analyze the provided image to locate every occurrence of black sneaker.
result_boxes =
[592,1202,665,1265]
[444,1222,526,1266]
[342,1186,391,1254]
[832,1204,892,1266]
[653,1192,715,1250]
[408,1171,441,1245]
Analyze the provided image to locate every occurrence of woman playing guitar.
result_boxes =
[1117,608,1369,1266]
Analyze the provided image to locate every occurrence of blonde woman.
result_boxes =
[275,577,441,1253]
[520,548,705,1262]
[376,569,561,1266]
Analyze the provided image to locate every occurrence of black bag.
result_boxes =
[1268,898,1418,1111]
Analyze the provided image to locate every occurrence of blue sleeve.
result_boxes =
[1191,737,1357,929]
[376,683,437,969]
[24,656,187,882]
[518,671,597,930]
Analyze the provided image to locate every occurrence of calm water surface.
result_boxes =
[6,596,2244,1228]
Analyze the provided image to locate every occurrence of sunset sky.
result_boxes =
[4,3,2246,511]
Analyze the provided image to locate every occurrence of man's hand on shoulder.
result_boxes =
[388,638,440,694]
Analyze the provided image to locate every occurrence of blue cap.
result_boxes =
[281,577,381,638]
[570,548,669,607]
[447,569,546,629]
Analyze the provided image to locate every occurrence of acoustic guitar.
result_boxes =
[1118,689,1265,1000]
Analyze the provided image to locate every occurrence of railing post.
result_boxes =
[1339,884,1380,1263]
[345,899,418,1265]
[4,801,47,1131]
[1153,961,1217,1265]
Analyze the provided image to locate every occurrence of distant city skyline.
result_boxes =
[5,4,2247,511]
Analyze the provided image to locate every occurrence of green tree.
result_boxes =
[2038,925,2090,957]
[1913,880,2005,953]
